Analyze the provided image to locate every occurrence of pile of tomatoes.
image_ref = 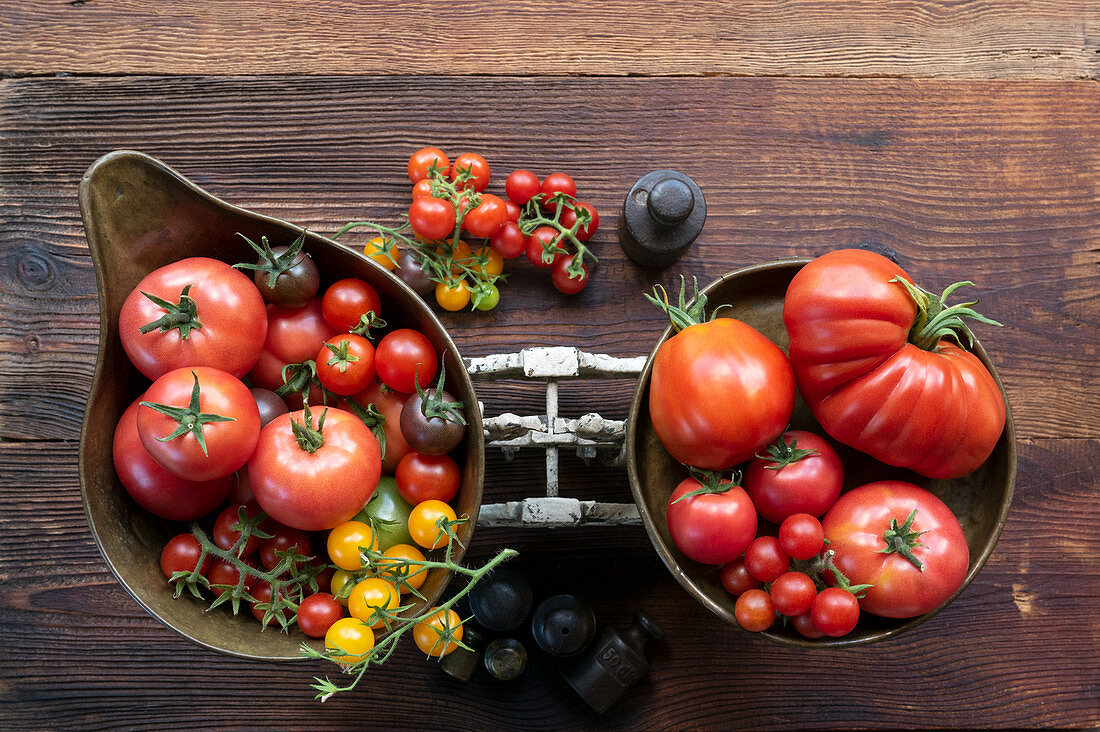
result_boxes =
[113,235,471,661]
[649,249,1005,638]
[350,147,600,310]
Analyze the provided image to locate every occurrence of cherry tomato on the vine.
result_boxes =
[463,193,508,239]
[526,226,563,269]
[316,334,376,396]
[791,612,826,639]
[505,169,540,205]
[450,153,490,192]
[559,201,599,241]
[413,607,463,657]
[435,280,471,312]
[504,199,522,223]
[411,179,434,199]
[325,617,375,663]
[348,577,401,628]
[491,221,527,259]
[551,255,589,295]
[258,524,312,571]
[719,557,760,597]
[362,236,399,271]
[327,520,379,571]
[212,502,266,557]
[396,452,461,505]
[472,282,500,312]
[380,543,428,593]
[408,500,458,550]
[160,534,210,579]
[734,589,775,632]
[408,197,456,241]
[250,581,291,626]
[769,571,818,617]
[207,556,258,597]
[540,172,577,211]
[408,147,450,183]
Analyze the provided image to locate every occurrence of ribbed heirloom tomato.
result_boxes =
[783,249,1006,479]
[647,280,795,469]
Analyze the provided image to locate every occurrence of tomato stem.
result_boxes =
[672,467,742,503]
[232,231,309,288]
[413,363,467,426]
[644,276,713,332]
[291,405,327,454]
[342,396,387,460]
[137,284,202,339]
[891,276,1002,351]
[139,371,235,457]
[875,509,927,571]
[756,433,819,470]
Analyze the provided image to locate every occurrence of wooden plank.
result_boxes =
[1,1,1098,79]
[0,76,1096,441]
[1,438,1096,728]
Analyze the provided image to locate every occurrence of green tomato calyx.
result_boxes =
[756,433,819,470]
[139,371,234,457]
[291,404,327,454]
[672,467,742,504]
[892,276,1002,352]
[138,284,202,339]
[875,509,928,571]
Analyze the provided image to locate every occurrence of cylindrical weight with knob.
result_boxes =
[561,610,664,714]
[618,170,706,267]
[530,593,597,658]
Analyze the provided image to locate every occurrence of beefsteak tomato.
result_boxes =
[648,280,795,469]
[822,480,969,618]
[783,249,1005,479]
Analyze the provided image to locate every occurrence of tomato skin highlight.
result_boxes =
[249,408,382,532]
[118,257,268,381]
[823,481,969,619]
[783,248,1006,479]
[650,318,795,469]
[113,397,232,521]
[666,476,757,566]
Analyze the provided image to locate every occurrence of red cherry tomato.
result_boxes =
[539,172,577,211]
[504,199,522,223]
[374,329,438,394]
[321,278,382,333]
[791,611,826,639]
[411,179,434,199]
[744,430,844,523]
[734,589,775,632]
[450,153,490,192]
[250,581,291,626]
[719,557,760,597]
[249,407,382,531]
[113,397,232,521]
[744,536,790,583]
[778,513,825,561]
[408,196,457,241]
[666,474,757,565]
[463,193,508,239]
[505,170,541,205]
[258,524,313,571]
[408,147,450,183]
[811,587,861,637]
[491,221,527,259]
[297,593,345,638]
[769,571,818,617]
[137,367,261,482]
[551,255,589,295]
[212,502,265,557]
[118,257,268,381]
[559,201,599,241]
[525,226,563,269]
[160,534,210,579]
[316,334,377,396]
[396,452,461,505]
[207,556,258,597]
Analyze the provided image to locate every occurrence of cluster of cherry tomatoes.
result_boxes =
[113,233,472,663]
[351,147,600,310]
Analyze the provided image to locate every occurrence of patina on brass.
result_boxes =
[626,259,1016,647]
[78,150,484,660]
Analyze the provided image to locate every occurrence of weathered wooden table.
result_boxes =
[2,3,1097,728]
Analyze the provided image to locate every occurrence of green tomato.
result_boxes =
[354,476,414,550]
[472,282,500,311]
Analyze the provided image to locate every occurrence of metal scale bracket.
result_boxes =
[465,347,645,529]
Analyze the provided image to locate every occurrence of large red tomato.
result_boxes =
[783,249,1006,479]
[666,473,758,565]
[118,257,268,381]
[649,306,795,469]
[113,396,232,521]
[136,367,261,481]
[822,481,969,618]
[249,407,381,531]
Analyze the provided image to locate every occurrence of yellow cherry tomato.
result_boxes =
[347,577,401,629]
[434,280,471,312]
[380,543,428,593]
[408,500,459,550]
[364,236,398,271]
[413,607,463,657]
[329,569,355,605]
[327,520,379,571]
[471,246,504,278]
[325,617,376,664]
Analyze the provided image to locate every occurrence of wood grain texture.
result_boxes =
[0,75,1097,728]
[1,1,1099,80]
